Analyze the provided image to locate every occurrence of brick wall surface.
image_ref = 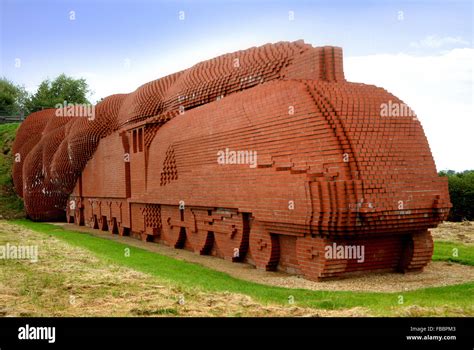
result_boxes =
[13,41,451,280]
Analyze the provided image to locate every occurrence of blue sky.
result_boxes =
[0,0,473,170]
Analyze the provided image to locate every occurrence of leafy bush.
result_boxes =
[439,170,474,221]
[0,122,24,218]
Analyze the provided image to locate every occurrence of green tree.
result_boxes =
[439,170,474,221]
[0,78,31,116]
[29,74,90,112]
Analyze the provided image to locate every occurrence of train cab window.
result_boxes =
[138,128,143,152]
[132,130,137,153]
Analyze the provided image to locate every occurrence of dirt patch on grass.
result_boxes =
[430,221,474,244]
[259,261,474,292]
[56,222,474,293]
[0,221,371,317]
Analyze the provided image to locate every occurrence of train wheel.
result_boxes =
[161,206,186,248]
[399,230,434,272]
[108,218,118,234]
[162,223,186,248]
[88,215,99,229]
[249,220,280,270]
[75,208,84,226]
[295,235,325,281]
[187,228,213,255]
[213,214,249,262]
[66,202,74,223]
[99,216,108,231]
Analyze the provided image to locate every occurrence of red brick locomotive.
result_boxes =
[13,41,451,280]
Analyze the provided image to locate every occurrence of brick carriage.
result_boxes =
[13,41,451,280]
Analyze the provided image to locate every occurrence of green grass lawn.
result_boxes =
[433,241,474,266]
[10,219,474,316]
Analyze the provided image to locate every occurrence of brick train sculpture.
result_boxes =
[12,41,451,280]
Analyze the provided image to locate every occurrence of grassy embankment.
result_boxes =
[6,219,474,316]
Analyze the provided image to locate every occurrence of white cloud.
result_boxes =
[345,48,474,172]
[410,35,470,49]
